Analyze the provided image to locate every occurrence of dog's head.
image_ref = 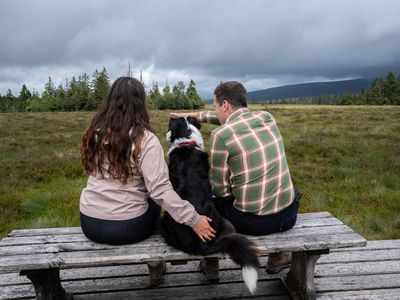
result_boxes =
[166,117,204,152]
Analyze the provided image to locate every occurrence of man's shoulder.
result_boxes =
[252,110,275,121]
[211,125,228,138]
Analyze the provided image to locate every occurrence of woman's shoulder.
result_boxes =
[141,130,163,149]
[143,129,159,142]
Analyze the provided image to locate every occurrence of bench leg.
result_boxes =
[20,268,72,300]
[199,257,220,282]
[147,261,166,287]
[282,250,328,300]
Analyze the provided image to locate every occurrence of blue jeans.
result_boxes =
[215,189,301,236]
[80,198,161,245]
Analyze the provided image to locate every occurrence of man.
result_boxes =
[171,81,301,274]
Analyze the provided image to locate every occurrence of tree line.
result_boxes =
[269,71,400,105]
[147,79,205,110]
[3,70,399,111]
[0,68,205,112]
[0,68,110,112]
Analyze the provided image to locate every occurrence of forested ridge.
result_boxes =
[1,71,399,112]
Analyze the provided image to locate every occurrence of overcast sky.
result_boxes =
[1,0,400,98]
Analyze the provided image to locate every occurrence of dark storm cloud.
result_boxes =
[1,0,400,96]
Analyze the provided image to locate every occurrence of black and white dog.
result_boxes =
[161,117,260,294]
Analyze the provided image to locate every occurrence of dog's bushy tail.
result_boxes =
[211,234,260,295]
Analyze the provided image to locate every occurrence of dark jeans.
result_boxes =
[215,188,301,236]
[80,199,161,245]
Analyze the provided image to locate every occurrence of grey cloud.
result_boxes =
[1,0,400,96]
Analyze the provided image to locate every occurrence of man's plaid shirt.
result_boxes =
[198,108,295,216]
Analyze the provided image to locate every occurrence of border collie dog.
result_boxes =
[161,117,260,294]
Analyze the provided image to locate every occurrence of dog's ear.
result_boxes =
[168,118,180,132]
[168,118,191,142]
[187,117,201,130]
[168,118,180,143]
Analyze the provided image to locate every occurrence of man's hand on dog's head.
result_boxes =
[193,215,216,242]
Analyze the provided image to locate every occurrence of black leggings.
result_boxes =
[215,188,301,236]
[80,199,161,245]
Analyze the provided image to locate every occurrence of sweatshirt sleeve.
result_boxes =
[139,132,200,228]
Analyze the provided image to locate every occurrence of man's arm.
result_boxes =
[170,111,220,125]
[210,132,231,197]
[170,112,198,119]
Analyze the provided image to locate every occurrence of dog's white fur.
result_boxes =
[166,119,204,155]
[242,266,258,295]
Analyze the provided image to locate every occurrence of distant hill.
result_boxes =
[247,78,373,102]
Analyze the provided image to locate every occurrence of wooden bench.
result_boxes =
[0,212,366,300]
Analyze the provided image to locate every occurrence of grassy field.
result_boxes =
[1,105,399,240]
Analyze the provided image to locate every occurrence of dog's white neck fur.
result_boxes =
[166,119,205,155]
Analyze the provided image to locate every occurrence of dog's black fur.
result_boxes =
[160,117,260,293]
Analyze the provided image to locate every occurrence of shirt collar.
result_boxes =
[225,107,250,124]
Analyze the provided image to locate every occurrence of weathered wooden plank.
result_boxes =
[0,272,29,286]
[1,267,284,299]
[0,240,116,256]
[1,259,270,286]
[0,232,366,272]
[0,223,355,250]
[1,213,340,242]
[0,283,35,300]
[2,221,336,246]
[317,288,400,299]
[71,279,288,300]
[292,217,343,228]
[0,233,164,247]
[249,224,353,243]
[3,248,399,288]
[4,212,331,236]
[333,239,400,251]
[0,234,90,246]
[3,272,400,300]
[66,269,276,293]
[315,273,400,291]
[318,248,400,264]
[297,211,332,219]
[7,227,83,237]
[315,260,400,277]
[0,224,354,256]
[0,212,337,238]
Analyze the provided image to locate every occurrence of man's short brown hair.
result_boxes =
[214,81,247,108]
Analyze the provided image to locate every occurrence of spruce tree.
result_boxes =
[186,79,204,109]
[90,67,110,110]
[17,84,32,112]
[1,89,15,112]
[383,72,400,104]
[148,81,161,108]
[366,78,384,104]
[42,77,56,98]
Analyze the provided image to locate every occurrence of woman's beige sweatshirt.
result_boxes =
[80,130,200,228]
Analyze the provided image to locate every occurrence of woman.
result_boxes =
[79,77,215,246]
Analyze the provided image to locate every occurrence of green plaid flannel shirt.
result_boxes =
[198,108,295,215]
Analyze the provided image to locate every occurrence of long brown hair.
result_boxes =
[81,77,152,184]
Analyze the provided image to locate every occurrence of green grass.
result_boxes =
[1,105,399,240]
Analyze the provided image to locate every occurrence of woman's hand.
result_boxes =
[192,215,216,242]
